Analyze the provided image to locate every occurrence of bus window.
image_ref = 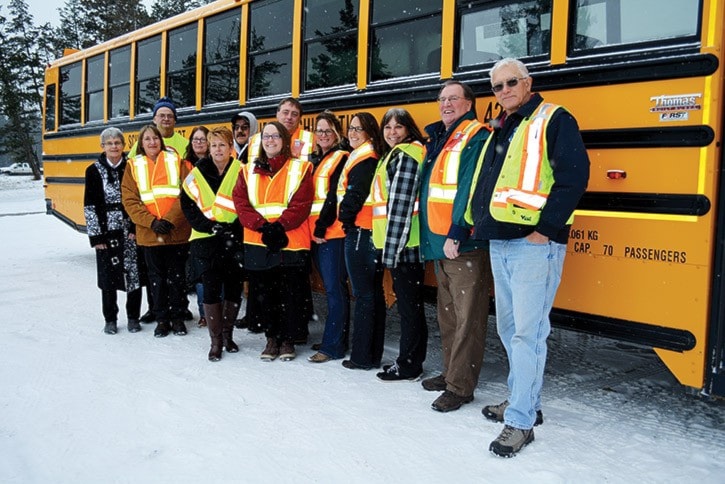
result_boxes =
[60,61,82,126]
[44,84,56,132]
[86,54,105,123]
[136,35,161,115]
[248,0,293,98]
[109,46,130,118]
[303,0,358,91]
[167,22,198,108]
[204,8,241,105]
[369,0,442,82]
[570,0,700,54]
[458,0,552,68]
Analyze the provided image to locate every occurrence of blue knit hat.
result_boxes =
[153,97,177,120]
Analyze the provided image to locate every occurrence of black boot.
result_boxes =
[204,303,223,361]
[222,300,240,353]
[139,310,155,323]
[154,321,170,337]
[104,321,117,334]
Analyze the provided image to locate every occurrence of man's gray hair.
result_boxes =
[490,58,529,82]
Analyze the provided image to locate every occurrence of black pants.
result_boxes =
[201,264,243,304]
[144,244,189,322]
[101,287,142,323]
[391,262,428,375]
[248,265,308,342]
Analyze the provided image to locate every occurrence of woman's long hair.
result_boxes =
[380,108,426,155]
[351,112,385,158]
[183,126,210,163]
[256,121,292,166]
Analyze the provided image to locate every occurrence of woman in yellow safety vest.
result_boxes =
[232,122,313,362]
[307,111,351,363]
[337,112,387,371]
[181,127,244,362]
[372,108,428,381]
[121,124,192,338]
[182,126,210,329]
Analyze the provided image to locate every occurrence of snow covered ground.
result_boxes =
[1,175,724,483]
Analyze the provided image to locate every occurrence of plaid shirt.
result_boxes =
[381,147,422,268]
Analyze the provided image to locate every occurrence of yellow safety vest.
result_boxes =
[467,103,573,226]
[182,160,242,241]
[371,142,425,249]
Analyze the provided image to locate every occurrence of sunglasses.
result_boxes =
[491,77,527,93]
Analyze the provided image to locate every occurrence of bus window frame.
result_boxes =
[453,0,554,74]
[367,1,443,84]
[565,0,703,60]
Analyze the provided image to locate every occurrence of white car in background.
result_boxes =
[0,162,34,175]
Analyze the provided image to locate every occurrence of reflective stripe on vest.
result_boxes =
[130,150,182,218]
[371,142,424,249]
[488,103,573,226]
[243,159,312,250]
[248,127,315,165]
[182,160,242,241]
[309,149,348,240]
[336,141,378,230]
[426,119,484,235]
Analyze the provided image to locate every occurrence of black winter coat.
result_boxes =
[84,153,144,292]
[180,157,244,282]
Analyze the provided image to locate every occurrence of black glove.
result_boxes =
[151,219,174,234]
[211,222,234,237]
[260,221,289,253]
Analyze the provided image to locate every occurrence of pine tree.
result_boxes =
[0,0,47,180]
[149,0,210,23]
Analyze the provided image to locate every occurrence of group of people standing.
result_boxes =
[83,57,589,457]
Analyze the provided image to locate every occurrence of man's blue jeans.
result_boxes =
[312,238,350,359]
[489,237,566,429]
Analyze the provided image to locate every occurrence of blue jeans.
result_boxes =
[489,237,566,430]
[344,228,386,367]
[313,238,350,359]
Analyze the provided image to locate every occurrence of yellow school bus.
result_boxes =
[42,0,725,396]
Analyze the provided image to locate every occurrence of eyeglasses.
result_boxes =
[192,138,207,144]
[233,124,249,131]
[491,77,527,93]
[262,134,282,140]
[437,95,462,104]
[315,129,334,136]
[156,113,175,120]
[348,126,364,133]
[103,141,123,147]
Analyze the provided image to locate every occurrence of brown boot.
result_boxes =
[261,337,279,361]
[221,300,240,353]
[204,303,223,362]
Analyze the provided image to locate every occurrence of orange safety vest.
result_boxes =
[426,119,484,235]
[242,158,312,250]
[309,149,349,240]
[248,127,315,164]
[129,149,183,218]
[336,141,377,230]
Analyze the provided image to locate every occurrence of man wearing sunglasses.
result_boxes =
[467,58,590,457]
[231,111,259,163]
